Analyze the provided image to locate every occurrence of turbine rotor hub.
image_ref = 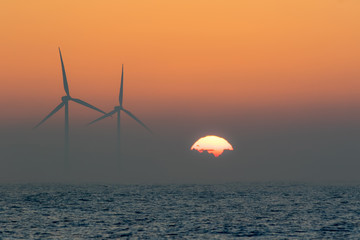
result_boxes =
[114,106,121,111]
[62,96,70,102]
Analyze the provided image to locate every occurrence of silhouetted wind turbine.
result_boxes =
[89,65,152,152]
[34,48,106,164]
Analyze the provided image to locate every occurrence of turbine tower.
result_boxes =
[89,65,152,152]
[34,48,106,164]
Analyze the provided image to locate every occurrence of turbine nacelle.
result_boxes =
[62,96,71,102]
[114,106,122,111]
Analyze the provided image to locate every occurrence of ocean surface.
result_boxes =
[1,183,360,239]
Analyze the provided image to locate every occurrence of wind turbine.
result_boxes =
[89,65,152,152]
[34,48,106,164]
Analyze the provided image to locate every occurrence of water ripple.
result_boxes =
[0,183,359,239]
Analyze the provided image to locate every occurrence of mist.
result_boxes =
[1,105,359,184]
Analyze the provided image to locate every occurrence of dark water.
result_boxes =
[1,183,360,239]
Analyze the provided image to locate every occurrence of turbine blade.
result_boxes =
[88,110,117,125]
[71,98,106,114]
[34,102,65,129]
[122,108,152,134]
[119,64,124,106]
[58,48,70,96]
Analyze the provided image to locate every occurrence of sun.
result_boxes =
[191,135,234,157]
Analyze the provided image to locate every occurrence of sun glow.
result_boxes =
[191,135,233,157]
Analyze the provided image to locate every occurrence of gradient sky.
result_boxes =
[1,0,360,183]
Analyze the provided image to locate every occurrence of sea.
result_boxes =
[0,183,359,239]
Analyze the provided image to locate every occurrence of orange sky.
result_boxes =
[1,0,360,127]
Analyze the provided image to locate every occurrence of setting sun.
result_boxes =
[191,135,233,157]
